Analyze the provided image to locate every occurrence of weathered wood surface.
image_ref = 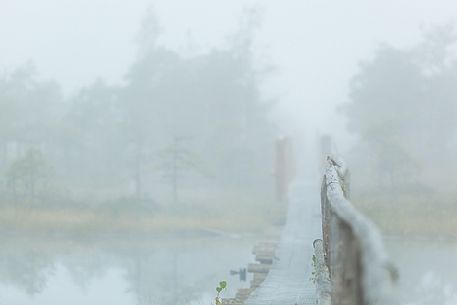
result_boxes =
[313,239,331,305]
[247,263,272,273]
[245,178,322,305]
[230,156,396,305]
[224,235,280,305]
[322,157,397,305]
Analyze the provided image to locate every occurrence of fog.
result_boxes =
[1,1,457,305]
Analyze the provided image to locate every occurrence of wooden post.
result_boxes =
[321,158,395,305]
[320,175,331,269]
[328,217,363,305]
[321,160,363,305]
[274,136,295,202]
[313,239,331,305]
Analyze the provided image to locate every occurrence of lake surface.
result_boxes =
[386,238,457,305]
[0,234,256,305]
[3,234,457,305]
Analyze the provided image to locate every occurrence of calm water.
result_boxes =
[3,234,456,305]
[0,234,255,305]
[387,238,457,305]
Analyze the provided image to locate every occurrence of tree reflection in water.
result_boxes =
[0,236,253,305]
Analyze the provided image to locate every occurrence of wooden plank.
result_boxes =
[252,249,275,257]
[247,263,272,273]
[252,246,276,256]
[251,273,268,288]
[255,255,273,264]
[235,288,255,301]
[253,273,268,282]
[245,179,321,305]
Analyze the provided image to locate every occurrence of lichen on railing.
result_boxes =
[313,239,331,305]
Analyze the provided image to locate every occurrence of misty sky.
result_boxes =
[1,0,457,140]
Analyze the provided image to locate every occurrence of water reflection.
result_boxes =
[0,235,254,305]
[0,250,55,295]
[387,239,457,305]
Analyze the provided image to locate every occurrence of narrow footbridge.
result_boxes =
[236,158,398,305]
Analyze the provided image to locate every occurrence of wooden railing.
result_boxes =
[319,157,397,305]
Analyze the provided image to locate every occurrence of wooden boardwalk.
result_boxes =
[245,178,322,305]
[231,157,396,305]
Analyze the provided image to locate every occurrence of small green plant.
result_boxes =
[215,280,227,305]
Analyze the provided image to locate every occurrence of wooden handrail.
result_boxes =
[320,157,397,305]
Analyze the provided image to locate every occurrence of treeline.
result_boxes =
[0,12,277,210]
[344,25,457,195]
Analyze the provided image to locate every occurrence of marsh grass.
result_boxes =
[352,192,457,237]
[0,194,285,237]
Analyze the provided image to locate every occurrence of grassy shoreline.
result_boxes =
[6,194,454,239]
[353,194,457,237]
[0,203,286,238]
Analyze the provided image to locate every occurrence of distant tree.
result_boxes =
[0,8,276,207]
[6,148,49,202]
[343,25,457,190]
[120,45,180,201]
[120,8,276,201]
[58,79,122,186]
[156,137,199,204]
[0,251,54,295]
[0,63,61,166]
